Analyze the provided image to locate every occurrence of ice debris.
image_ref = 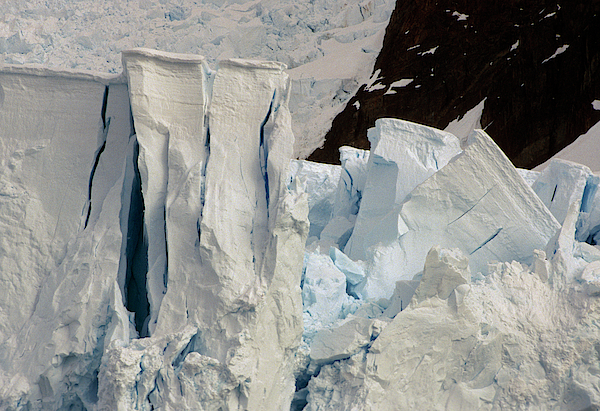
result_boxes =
[292,117,600,410]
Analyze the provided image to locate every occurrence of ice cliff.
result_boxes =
[2,49,600,411]
[0,49,308,410]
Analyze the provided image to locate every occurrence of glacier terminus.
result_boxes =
[2,49,600,410]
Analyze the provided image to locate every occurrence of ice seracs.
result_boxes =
[0,49,309,410]
[294,117,600,411]
[4,46,600,411]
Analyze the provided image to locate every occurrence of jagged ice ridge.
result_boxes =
[2,49,600,410]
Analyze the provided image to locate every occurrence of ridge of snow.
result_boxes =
[542,44,570,64]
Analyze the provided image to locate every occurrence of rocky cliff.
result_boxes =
[310,0,600,169]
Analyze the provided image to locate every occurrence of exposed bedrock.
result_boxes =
[311,0,600,169]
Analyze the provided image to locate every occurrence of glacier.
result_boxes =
[2,49,600,411]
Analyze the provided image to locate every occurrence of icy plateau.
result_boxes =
[2,49,600,411]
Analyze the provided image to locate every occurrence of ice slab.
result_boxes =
[123,48,211,334]
[121,50,309,410]
[0,68,107,343]
[309,317,385,364]
[315,146,369,250]
[334,146,370,219]
[345,118,462,262]
[329,246,365,286]
[355,129,560,300]
[289,159,341,239]
[532,158,592,225]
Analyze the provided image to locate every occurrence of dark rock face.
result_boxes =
[309,0,600,169]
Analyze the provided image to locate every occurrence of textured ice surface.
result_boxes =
[351,128,560,300]
[0,0,396,160]
[0,67,134,410]
[0,50,309,410]
[4,47,600,410]
[344,118,463,264]
[289,159,342,240]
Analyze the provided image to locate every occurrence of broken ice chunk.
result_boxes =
[289,159,342,239]
[355,129,561,300]
[302,251,358,335]
[329,246,365,286]
[413,246,470,303]
[345,118,462,262]
[382,279,421,318]
[309,317,386,364]
[532,158,592,225]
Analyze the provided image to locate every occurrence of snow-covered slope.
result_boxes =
[0,0,396,160]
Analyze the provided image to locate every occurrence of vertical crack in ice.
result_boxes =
[580,178,598,213]
[259,91,276,219]
[163,204,168,289]
[470,227,503,255]
[200,121,210,214]
[124,140,151,337]
[550,184,558,203]
[84,85,110,229]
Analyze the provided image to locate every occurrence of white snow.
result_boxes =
[384,78,413,94]
[536,119,600,173]
[419,46,439,56]
[593,100,600,110]
[452,11,469,21]
[542,44,570,63]
[510,40,519,51]
[444,98,486,147]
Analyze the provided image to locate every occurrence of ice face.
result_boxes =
[344,118,463,263]
[0,68,134,409]
[123,49,210,336]
[0,51,309,410]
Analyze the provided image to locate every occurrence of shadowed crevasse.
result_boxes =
[124,141,150,337]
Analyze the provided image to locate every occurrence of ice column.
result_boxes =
[123,49,210,335]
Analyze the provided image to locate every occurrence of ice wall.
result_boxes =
[0,67,134,410]
[0,50,308,410]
